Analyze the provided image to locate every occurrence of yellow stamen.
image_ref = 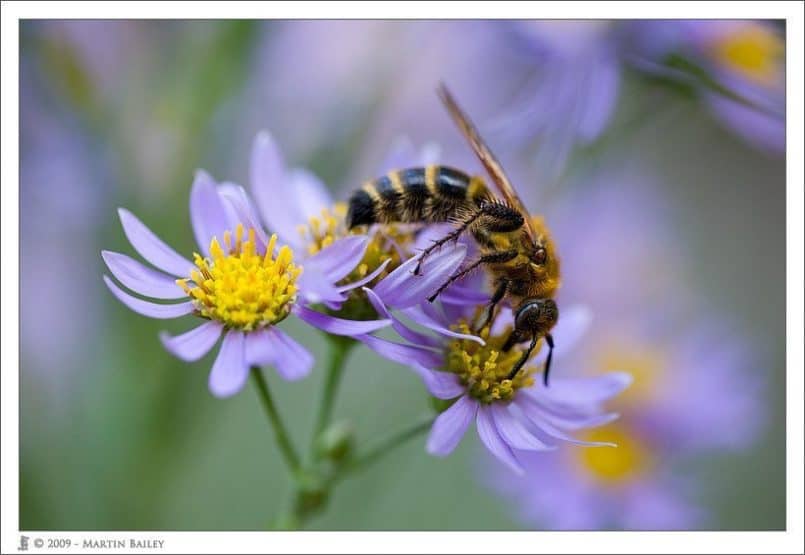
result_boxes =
[177,225,301,331]
[444,322,538,404]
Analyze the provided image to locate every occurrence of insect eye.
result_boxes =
[534,248,547,264]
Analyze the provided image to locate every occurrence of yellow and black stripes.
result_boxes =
[346,165,490,228]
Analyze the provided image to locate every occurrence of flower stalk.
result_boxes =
[251,367,302,473]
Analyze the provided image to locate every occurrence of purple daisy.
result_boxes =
[362,272,632,473]
[102,170,392,398]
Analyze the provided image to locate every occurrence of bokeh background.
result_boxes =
[19,20,785,530]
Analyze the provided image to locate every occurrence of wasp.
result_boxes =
[347,85,560,385]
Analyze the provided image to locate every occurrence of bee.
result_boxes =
[347,85,560,384]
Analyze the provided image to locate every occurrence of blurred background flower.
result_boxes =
[20,20,785,530]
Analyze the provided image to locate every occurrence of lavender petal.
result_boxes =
[489,403,555,451]
[102,251,186,299]
[411,364,465,400]
[294,305,389,336]
[337,259,392,293]
[117,208,193,277]
[402,305,485,345]
[190,170,230,256]
[363,288,441,349]
[534,304,592,364]
[103,276,195,319]
[357,334,443,368]
[373,243,467,309]
[217,182,269,250]
[159,321,223,362]
[476,405,524,474]
[306,236,369,283]
[208,330,249,398]
[426,395,477,456]
[267,328,314,381]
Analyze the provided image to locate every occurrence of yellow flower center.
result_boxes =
[709,23,783,85]
[177,225,301,331]
[298,202,414,319]
[575,423,653,484]
[444,322,539,404]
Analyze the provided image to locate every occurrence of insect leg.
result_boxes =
[414,208,483,275]
[477,279,509,331]
[427,249,517,303]
[507,333,539,381]
[542,333,554,387]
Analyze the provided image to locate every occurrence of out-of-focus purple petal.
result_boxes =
[378,136,441,174]
[357,334,443,368]
[117,208,193,277]
[208,330,249,397]
[529,372,632,406]
[217,182,269,250]
[294,305,389,335]
[476,406,524,474]
[268,328,314,381]
[306,236,368,283]
[337,259,391,293]
[489,403,555,451]
[287,167,332,222]
[402,305,485,345]
[190,170,229,255]
[577,55,621,143]
[102,251,186,299]
[103,275,195,319]
[426,395,477,456]
[159,321,223,362]
[250,131,334,246]
[250,131,295,244]
[411,364,465,400]
[534,304,592,363]
[373,243,467,309]
[363,288,440,348]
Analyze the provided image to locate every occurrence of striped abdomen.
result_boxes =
[347,165,489,228]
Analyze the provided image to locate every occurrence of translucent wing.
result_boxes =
[438,84,536,241]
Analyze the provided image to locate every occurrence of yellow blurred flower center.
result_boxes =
[576,423,652,484]
[178,225,300,331]
[445,322,539,404]
[710,23,783,85]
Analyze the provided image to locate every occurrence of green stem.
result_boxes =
[335,417,434,483]
[251,367,301,473]
[311,338,354,450]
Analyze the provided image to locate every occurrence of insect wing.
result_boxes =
[437,83,536,240]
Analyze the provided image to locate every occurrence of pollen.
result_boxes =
[444,322,539,404]
[710,23,783,85]
[177,225,301,331]
[575,423,653,484]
